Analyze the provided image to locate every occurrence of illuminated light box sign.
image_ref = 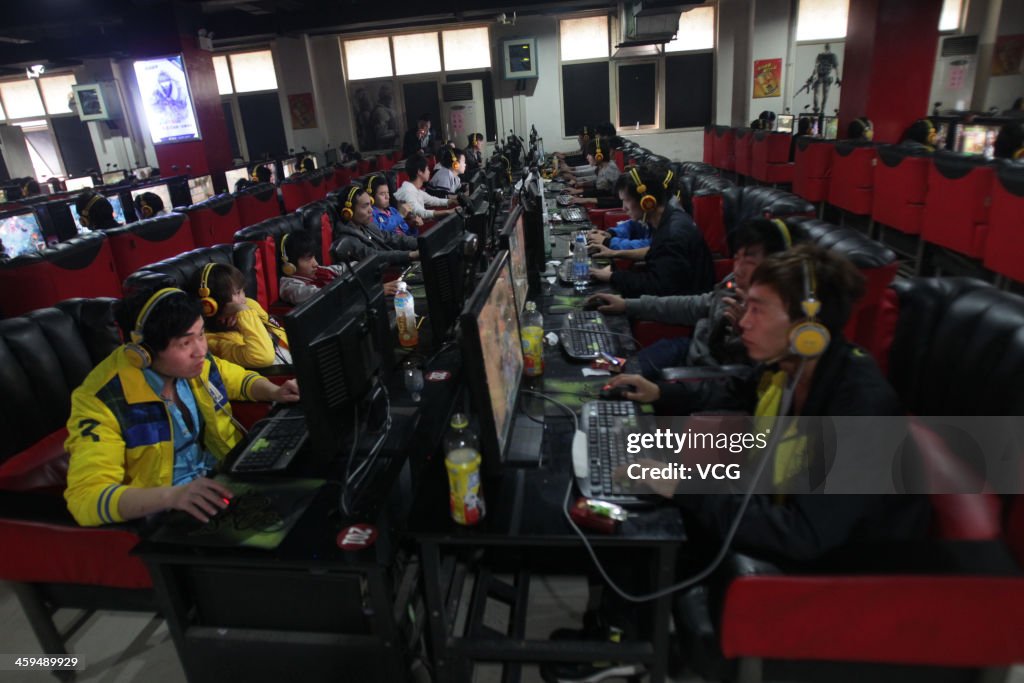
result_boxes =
[133,55,202,145]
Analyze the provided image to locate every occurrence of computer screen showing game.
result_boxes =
[958,124,998,158]
[69,193,127,231]
[102,170,127,186]
[130,183,173,212]
[0,211,45,257]
[189,175,215,203]
[418,212,475,349]
[282,158,298,178]
[460,251,523,473]
[776,115,794,134]
[822,116,839,140]
[284,255,393,466]
[498,205,528,314]
[65,176,95,192]
[225,167,251,191]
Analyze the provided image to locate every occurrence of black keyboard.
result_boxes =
[561,310,617,360]
[231,408,308,474]
[557,193,573,207]
[573,401,654,506]
[562,206,587,222]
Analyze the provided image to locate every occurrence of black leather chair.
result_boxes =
[234,213,317,313]
[122,242,262,308]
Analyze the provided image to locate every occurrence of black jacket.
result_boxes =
[609,202,714,298]
[670,340,930,564]
[331,220,417,267]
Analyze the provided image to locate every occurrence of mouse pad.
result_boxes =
[149,475,324,550]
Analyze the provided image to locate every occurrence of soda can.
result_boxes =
[445,447,485,525]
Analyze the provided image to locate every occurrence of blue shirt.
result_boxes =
[143,369,217,485]
[373,206,415,236]
[607,219,651,250]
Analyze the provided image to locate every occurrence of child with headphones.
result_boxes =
[368,174,421,236]
[133,191,166,220]
[900,118,937,152]
[567,137,622,207]
[589,164,714,298]
[64,287,300,526]
[429,147,467,194]
[193,262,291,368]
[278,230,354,305]
[74,191,121,230]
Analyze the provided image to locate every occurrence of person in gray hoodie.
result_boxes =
[585,218,798,379]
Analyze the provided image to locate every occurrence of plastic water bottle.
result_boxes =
[395,281,418,347]
[521,301,544,377]
[573,232,589,292]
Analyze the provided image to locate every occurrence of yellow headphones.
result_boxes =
[367,175,383,206]
[251,169,259,182]
[771,218,793,249]
[594,136,605,163]
[449,149,460,172]
[280,233,296,276]
[662,168,674,190]
[124,288,187,369]
[79,194,102,228]
[138,196,153,219]
[629,168,657,212]
[339,185,361,221]
[1014,148,1024,160]
[789,259,830,359]
[197,262,219,317]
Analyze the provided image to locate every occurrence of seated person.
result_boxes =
[846,116,874,142]
[464,133,485,173]
[899,118,937,152]
[557,126,596,175]
[789,116,813,161]
[587,218,796,380]
[300,156,316,174]
[64,287,300,526]
[192,262,291,368]
[75,192,121,230]
[394,154,457,221]
[568,137,622,207]
[994,120,1024,160]
[331,184,418,295]
[252,165,274,184]
[133,191,167,219]
[368,174,421,236]
[402,114,433,158]
[589,165,714,298]
[587,219,651,252]
[278,230,352,305]
[758,110,777,131]
[429,147,466,194]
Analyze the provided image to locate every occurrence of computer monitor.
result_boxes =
[958,124,999,158]
[69,193,127,231]
[460,251,523,474]
[776,115,794,134]
[418,212,477,349]
[65,176,95,192]
[519,171,547,298]
[102,170,127,185]
[282,158,298,178]
[188,175,215,204]
[0,210,45,257]
[130,183,172,213]
[225,167,251,191]
[822,116,839,140]
[283,255,393,465]
[258,161,279,185]
[497,205,528,314]
[325,148,339,166]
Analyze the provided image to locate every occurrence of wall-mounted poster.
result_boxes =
[753,58,782,98]
[132,55,201,144]
[992,35,1024,76]
[793,42,844,115]
[288,93,317,129]
[351,80,401,152]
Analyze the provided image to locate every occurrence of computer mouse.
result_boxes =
[582,297,604,311]
[205,496,235,523]
[599,383,636,400]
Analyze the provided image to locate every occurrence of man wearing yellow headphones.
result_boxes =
[567,137,622,207]
[64,287,299,527]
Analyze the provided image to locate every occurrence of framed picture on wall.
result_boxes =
[503,38,538,80]
[72,84,110,121]
[350,79,402,152]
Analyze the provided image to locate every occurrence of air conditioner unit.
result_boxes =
[440,80,486,148]
[618,1,706,47]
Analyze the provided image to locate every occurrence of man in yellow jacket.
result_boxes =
[64,287,300,527]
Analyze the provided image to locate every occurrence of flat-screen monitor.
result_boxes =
[958,124,998,158]
[256,161,279,185]
[822,116,839,140]
[282,158,298,178]
[225,167,251,191]
[0,210,45,257]
[189,175,215,204]
[132,166,153,181]
[69,194,127,231]
[418,212,476,349]
[65,176,95,192]
[102,170,127,185]
[133,54,202,145]
[325,148,339,166]
[131,183,173,213]
[283,255,393,465]
[498,205,528,314]
[776,115,794,134]
[460,251,522,473]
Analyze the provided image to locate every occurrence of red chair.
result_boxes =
[870,145,930,237]
[614,149,625,172]
[691,192,728,257]
[306,172,328,201]
[376,154,394,171]
[395,171,410,188]
[235,184,283,226]
[106,213,197,281]
[182,194,241,247]
[334,166,354,187]
[603,210,629,229]
[356,159,371,175]
[585,208,615,228]
[703,126,715,164]
[750,131,794,185]
[711,126,736,173]
[733,128,755,179]
[982,161,1024,284]
[827,141,877,217]
[921,152,995,260]
[280,178,311,213]
[0,234,122,317]
[792,138,834,205]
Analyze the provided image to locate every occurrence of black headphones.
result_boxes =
[123,288,187,369]
[788,259,830,358]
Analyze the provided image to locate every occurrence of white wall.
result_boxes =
[274,36,331,161]
[746,0,792,123]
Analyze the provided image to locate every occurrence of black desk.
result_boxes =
[134,348,462,683]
